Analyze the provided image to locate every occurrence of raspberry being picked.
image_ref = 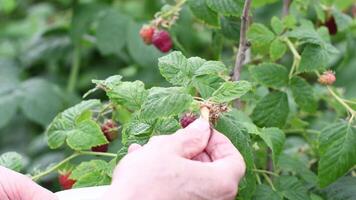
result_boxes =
[318,70,336,85]
[152,30,173,53]
[58,171,76,190]
[180,112,198,128]
[140,25,155,45]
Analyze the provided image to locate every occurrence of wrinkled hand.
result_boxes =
[0,166,57,200]
[103,118,246,200]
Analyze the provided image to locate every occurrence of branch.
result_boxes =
[232,0,252,81]
[282,0,292,17]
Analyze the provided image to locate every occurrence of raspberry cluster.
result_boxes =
[140,25,173,53]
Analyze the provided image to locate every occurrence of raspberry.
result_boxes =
[180,113,198,128]
[324,17,337,35]
[318,70,336,85]
[91,144,109,152]
[58,171,76,190]
[140,25,155,45]
[101,120,118,142]
[152,30,173,53]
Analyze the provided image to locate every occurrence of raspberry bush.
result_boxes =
[0,0,355,199]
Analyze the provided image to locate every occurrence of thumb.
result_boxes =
[172,118,211,159]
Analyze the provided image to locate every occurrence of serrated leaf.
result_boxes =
[187,0,219,27]
[107,81,148,111]
[314,2,326,23]
[153,117,180,135]
[66,120,108,150]
[158,51,191,86]
[0,152,25,172]
[210,81,252,103]
[259,127,285,165]
[195,61,228,76]
[251,91,289,128]
[96,9,129,55]
[127,22,163,68]
[122,120,152,146]
[220,16,241,41]
[192,74,225,99]
[249,63,288,88]
[248,23,276,54]
[19,79,63,126]
[286,22,324,45]
[253,184,281,200]
[46,100,102,149]
[206,0,244,16]
[141,87,193,120]
[269,39,287,61]
[298,44,329,72]
[323,176,356,200]
[318,121,356,187]
[271,16,284,35]
[332,9,352,32]
[290,77,317,112]
[275,176,310,200]
[70,160,111,188]
[92,75,122,90]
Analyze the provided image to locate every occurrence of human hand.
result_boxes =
[103,118,246,200]
[0,166,57,200]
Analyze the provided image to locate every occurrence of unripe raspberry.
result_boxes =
[180,112,198,128]
[140,25,155,44]
[318,70,336,85]
[101,120,118,142]
[91,144,109,152]
[58,171,76,190]
[152,30,173,53]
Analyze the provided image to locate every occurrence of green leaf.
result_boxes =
[314,2,326,23]
[153,117,180,135]
[195,61,228,76]
[70,160,111,188]
[107,81,148,111]
[141,87,193,120]
[249,63,288,88]
[259,128,285,165]
[96,9,129,55]
[332,9,353,32]
[92,75,123,90]
[192,74,225,99]
[66,120,108,150]
[0,91,19,129]
[251,91,289,128]
[127,22,163,68]
[323,176,356,200]
[318,121,356,187]
[19,79,63,126]
[271,16,284,35]
[122,120,152,146]
[158,51,191,86]
[210,81,252,103]
[187,0,219,27]
[216,111,256,199]
[70,3,104,44]
[290,77,317,112]
[0,152,25,172]
[248,23,276,54]
[220,16,241,41]
[298,44,329,72]
[275,176,310,200]
[206,0,244,16]
[253,184,281,200]
[46,100,102,149]
[269,38,287,61]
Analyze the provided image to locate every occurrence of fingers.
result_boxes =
[128,143,142,153]
[192,151,212,162]
[205,130,246,180]
[0,166,58,200]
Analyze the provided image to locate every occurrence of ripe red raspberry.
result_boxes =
[318,70,336,85]
[91,144,109,152]
[180,113,198,128]
[101,120,118,142]
[152,30,173,53]
[58,171,76,190]
[140,25,155,45]
[324,17,337,35]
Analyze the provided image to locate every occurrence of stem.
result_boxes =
[253,169,279,176]
[200,106,210,121]
[327,86,356,118]
[262,172,276,191]
[160,0,187,19]
[342,99,356,105]
[284,38,301,78]
[31,151,117,181]
[31,153,80,181]
[232,0,252,81]
[67,46,81,93]
[282,0,292,17]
